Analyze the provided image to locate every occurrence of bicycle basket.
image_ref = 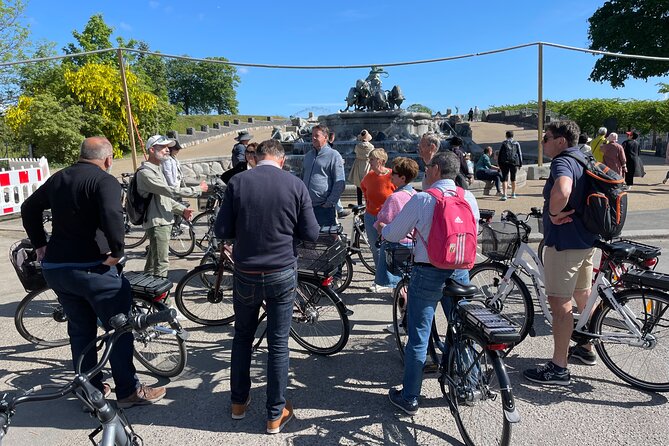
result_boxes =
[385,244,413,276]
[296,233,348,278]
[9,239,46,292]
[479,221,520,261]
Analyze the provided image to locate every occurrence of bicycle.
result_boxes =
[10,243,188,378]
[174,233,352,355]
[469,210,669,392]
[0,308,178,446]
[349,204,375,274]
[191,183,226,257]
[392,270,521,446]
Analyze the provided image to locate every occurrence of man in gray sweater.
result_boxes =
[302,125,346,226]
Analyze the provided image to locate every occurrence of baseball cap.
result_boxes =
[146,135,176,149]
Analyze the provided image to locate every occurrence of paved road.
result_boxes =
[1,214,668,445]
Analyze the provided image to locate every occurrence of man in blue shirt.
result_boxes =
[383,151,479,415]
[215,139,319,434]
[302,125,346,226]
[524,121,599,386]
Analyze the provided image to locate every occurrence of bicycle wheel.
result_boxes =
[392,278,410,360]
[468,262,534,344]
[131,298,187,378]
[353,229,375,274]
[124,214,148,249]
[192,210,215,252]
[168,221,196,257]
[332,256,353,294]
[290,276,350,355]
[591,288,669,392]
[174,263,235,326]
[444,332,512,446]
[15,288,69,347]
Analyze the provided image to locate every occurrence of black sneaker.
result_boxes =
[568,344,597,366]
[523,361,571,385]
[388,388,418,416]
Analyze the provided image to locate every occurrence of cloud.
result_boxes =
[238,67,249,74]
[119,22,132,31]
[149,1,159,9]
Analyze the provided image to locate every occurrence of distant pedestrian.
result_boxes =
[302,125,346,226]
[590,127,607,162]
[467,108,474,122]
[497,130,523,200]
[600,133,627,177]
[231,131,253,168]
[623,131,644,188]
[577,133,592,155]
[215,139,319,434]
[348,129,375,205]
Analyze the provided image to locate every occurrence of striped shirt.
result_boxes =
[381,179,480,264]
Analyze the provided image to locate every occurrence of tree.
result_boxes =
[166,56,239,115]
[62,13,116,66]
[588,0,669,88]
[407,103,433,115]
[0,0,30,106]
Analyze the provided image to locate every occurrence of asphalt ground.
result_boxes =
[1,210,669,445]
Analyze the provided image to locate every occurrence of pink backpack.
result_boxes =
[417,187,477,270]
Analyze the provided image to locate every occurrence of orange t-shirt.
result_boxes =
[360,170,396,216]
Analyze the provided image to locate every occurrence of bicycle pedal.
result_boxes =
[345,308,354,316]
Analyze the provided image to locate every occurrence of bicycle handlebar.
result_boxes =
[121,308,177,332]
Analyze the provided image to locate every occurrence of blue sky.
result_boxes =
[22,0,667,117]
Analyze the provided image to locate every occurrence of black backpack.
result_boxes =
[557,151,628,240]
[498,140,516,165]
[125,166,153,225]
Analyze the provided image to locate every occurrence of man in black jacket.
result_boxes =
[21,136,166,408]
[215,139,319,434]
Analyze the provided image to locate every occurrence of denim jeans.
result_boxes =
[401,265,470,403]
[363,212,380,269]
[312,205,336,226]
[43,265,140,399]
[144,224,171,278]
[375,241,407,288]
[230,267,297,421]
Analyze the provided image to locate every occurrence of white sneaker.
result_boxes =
[366,284,391,293]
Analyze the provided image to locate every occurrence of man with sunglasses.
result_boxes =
[524,121,599,386]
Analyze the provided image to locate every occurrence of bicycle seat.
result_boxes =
[594,239,636,260]
[350,205,366,214]
[479,209,495,221]
[443,278,478,298]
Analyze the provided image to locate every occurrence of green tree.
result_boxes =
[588,0,669,88]
[407,103,433,114]
[0,0,30,106]
[166,56,239,115]
[63,13,116,66]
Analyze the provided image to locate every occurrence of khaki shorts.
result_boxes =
[543,246,595,299]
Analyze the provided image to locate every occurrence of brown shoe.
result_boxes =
[266,402,293,434]
[117,384,166,409]
[231,396,251,420]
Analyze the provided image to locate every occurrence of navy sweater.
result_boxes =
[215,164,320,271]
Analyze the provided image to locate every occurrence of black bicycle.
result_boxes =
[349,204,375,274]
[392,263,521,445]
[0,308,178,446]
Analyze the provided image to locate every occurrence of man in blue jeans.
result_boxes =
[382,151,479,415]
[215,139,319,433]
[21,136,166,408]
[302,124,346,226]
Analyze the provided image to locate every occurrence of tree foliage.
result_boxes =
[62,13,116,66]
[167,57,239,115]
[407,103,433,114]
[0,0,30,106]
[588,0,669,87]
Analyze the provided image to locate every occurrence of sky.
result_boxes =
[20,0,668,117]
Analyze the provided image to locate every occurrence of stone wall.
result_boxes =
[179,156,230,185]
[167,118,289,148]
[485,109,564,128]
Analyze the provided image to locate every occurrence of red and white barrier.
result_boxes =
[0,157,51,215]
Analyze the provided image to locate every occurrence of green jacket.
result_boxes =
[136,161,201,229]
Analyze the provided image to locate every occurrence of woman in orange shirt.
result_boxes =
[360,148,396,292]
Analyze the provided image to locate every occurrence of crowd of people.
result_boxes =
[18,119,667,435]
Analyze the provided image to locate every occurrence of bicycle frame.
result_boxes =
[494,241,650,346]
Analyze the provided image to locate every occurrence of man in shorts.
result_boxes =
[523,121,599,386]
[497,130,523,200]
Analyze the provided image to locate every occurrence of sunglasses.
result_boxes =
[245,150,256,155]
